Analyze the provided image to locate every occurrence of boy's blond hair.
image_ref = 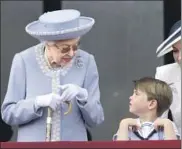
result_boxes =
[133,77,173,116]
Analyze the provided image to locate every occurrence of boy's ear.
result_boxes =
[148,99,157,110]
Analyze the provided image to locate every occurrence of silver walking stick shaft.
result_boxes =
[45,108,52,141]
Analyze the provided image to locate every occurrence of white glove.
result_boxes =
[35,93,62,111]
[59,84,88,102]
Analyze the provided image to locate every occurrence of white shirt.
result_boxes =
[155,63,181,135]
[113,118,180,140]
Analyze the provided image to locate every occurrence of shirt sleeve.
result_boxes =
[172,122,181,139]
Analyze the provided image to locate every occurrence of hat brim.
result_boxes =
[156,27,181,57]
[25,16,95,41]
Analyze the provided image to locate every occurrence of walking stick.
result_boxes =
[45,103,72,141]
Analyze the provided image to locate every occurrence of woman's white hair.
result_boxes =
[43,37,81,46]
[44,41,56,46]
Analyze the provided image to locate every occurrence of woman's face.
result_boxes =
[172,40,181,64]
[46,38,80,67]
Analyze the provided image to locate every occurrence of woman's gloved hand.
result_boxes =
[35,93,62,111]
[58,84,88,102]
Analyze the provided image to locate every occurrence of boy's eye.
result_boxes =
[134,90,138,95]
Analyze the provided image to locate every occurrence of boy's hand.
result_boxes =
[117,118,140,140]
[153,118,172,130]
[153,118,177,140]
[119,118,140,130]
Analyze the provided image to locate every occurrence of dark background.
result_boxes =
[1,0,181,141]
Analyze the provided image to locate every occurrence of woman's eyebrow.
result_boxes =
[172,46,179,50]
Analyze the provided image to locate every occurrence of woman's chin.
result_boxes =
[59,61,70,67]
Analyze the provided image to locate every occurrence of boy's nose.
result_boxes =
[129,96,133,101]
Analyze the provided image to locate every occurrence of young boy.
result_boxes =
[113,77,180,140]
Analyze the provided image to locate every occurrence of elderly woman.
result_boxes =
[155,20,181,135]
[1,9,104,142]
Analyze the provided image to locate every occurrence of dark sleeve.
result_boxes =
[0,113,13,142]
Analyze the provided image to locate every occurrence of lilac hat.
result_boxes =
[25,9,95,41]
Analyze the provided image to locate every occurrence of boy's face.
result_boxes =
[129,89,156,116]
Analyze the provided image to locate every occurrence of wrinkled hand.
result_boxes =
[35,93,62,111]
[59,84,88,102]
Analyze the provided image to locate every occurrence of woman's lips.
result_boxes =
[62,58,72,63]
